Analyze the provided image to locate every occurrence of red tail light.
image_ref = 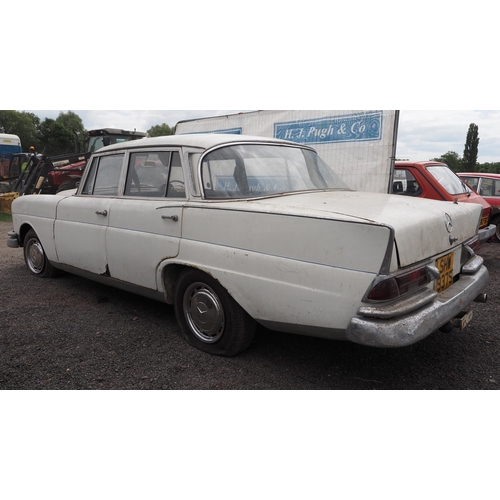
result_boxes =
[366,266,431,302]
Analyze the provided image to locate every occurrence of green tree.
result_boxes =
[463,123,479,172]
[0,110,41,150]
[477,161,500,173]
[38,111,86,156]
[147,123,173,137]
[432,151,463,172]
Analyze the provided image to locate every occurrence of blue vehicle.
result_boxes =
[0,134,22,180]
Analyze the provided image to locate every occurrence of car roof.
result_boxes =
[459,172,500,178]
[97,133,300,153]
[395,161,446,167]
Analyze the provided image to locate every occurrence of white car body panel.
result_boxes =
[224,191,481,269]
[106,198,184,289]
[55,195,111,274]
[176,206,392,332]
[181,201,391,272]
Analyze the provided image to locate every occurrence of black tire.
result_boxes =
[492,216,500,243]
[23,229,60,278]
[174,268,256,356]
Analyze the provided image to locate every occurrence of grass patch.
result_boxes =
[0,212,13,222]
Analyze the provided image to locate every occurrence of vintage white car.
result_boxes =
[8,134,489,356]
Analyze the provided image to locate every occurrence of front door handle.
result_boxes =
[162,215,178,222]
[95,210,108,216]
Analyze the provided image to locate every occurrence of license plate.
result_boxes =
[458,309,473,330]
[436,252,454,293]
[451,309,473,330]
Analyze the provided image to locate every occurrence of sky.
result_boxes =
[22,109,500,164]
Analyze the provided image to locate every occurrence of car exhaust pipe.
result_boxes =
[440,307,476,333]
[474,293,488,303]
[439,321,454,333]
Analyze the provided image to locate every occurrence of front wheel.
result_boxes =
[174,269,256,356]
[23,229,60,278]
[494,217,500,242]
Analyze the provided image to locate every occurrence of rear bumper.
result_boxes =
[345,264,489,348]
[478,224,496,242]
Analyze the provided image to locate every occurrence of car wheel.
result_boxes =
[493,217,500,242]
[174,268,256,356]
[23,229,60,278]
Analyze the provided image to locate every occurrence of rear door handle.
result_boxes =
[95,210,108,216]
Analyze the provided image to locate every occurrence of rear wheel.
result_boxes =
[174,268,256,356]
[23,229,60,278]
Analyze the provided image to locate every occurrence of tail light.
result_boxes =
[480,208,490,229]
[366,266,432,302]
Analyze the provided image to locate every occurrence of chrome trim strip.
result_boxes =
[358,288,438,319]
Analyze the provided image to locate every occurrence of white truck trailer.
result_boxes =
[175,110,399,194]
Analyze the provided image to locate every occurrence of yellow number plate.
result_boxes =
[436,252,454,293]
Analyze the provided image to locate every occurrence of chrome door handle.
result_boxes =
[162,215,178,222]
[95,210,108,216]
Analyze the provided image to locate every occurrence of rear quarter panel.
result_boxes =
[174,206,393,334]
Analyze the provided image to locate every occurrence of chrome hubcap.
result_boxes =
[184,282,225,343]
[26,239,45,274]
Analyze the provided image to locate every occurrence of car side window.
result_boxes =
[124,151,186,198]
[125,152,170,197]
[462,176,479,192]
[493,179,500,197]
[479,178,494,197]
[478,178,500,198]
[393,169,422,197]
[81,154,124,196]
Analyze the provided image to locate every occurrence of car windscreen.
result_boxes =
[201,144,351,199]
[427,165,471,196]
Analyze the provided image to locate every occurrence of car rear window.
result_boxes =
[201,144,350,199]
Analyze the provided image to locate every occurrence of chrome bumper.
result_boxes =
[7,230,19,248]
[345,264,489,348]
[478,224,496,242]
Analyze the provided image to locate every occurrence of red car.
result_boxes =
[457,172,500,242]
[393,161,496,243]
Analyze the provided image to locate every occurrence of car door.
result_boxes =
[105,149,186,290]
[55,153,125,274]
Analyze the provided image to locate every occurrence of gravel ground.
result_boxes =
[1,220,499,390]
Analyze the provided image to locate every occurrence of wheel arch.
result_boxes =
[18,222,35,247]
[161,263,220,305]
[161,261,239,306]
